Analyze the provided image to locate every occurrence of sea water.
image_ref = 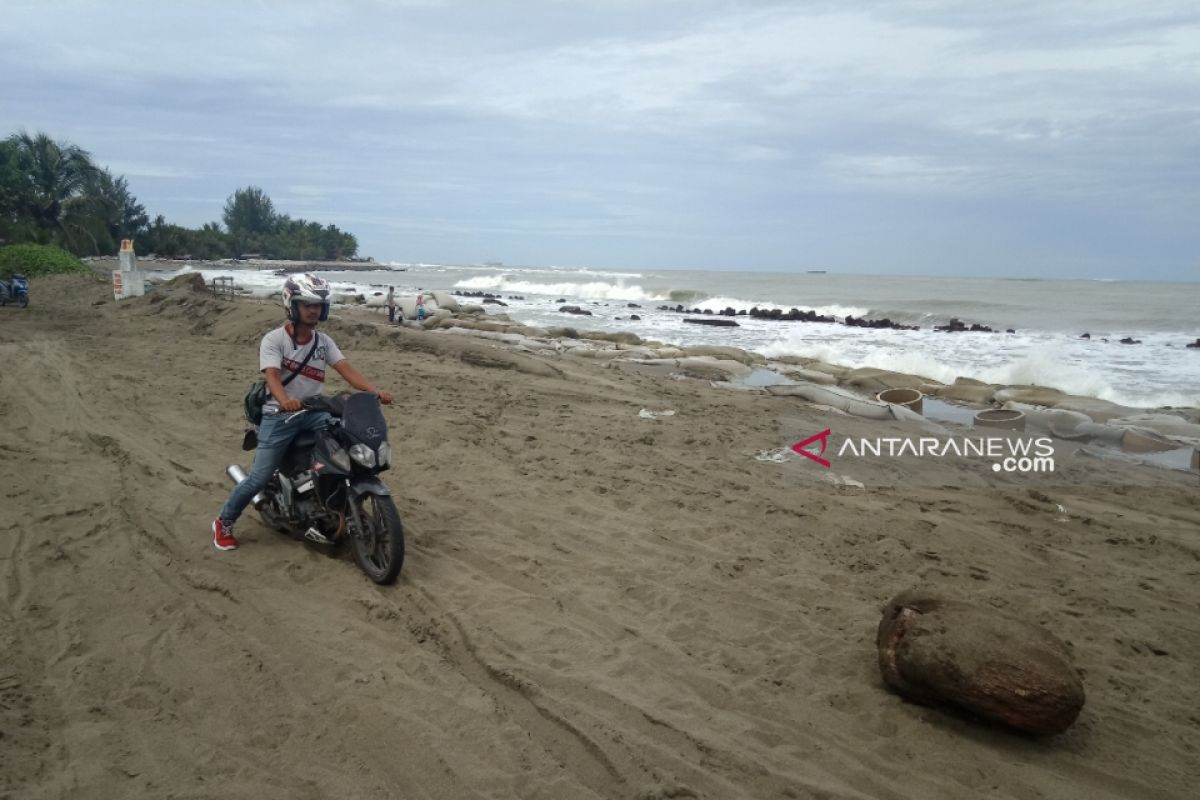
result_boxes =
[171,262,1200,409]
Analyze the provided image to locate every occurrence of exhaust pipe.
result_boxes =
[226,464,266,508]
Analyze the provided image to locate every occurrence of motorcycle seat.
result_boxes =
[292,431,319,450]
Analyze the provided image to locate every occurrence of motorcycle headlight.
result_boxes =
[329,445,352,471]
[349,443,377,468]
[377,441,391,467]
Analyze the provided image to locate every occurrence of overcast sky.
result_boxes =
[3,1,1198,278]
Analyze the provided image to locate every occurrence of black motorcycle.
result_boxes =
[226,392,405,584]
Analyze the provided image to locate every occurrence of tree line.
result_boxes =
[0,130,359,261]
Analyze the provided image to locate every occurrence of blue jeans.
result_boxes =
[219,410,333,523]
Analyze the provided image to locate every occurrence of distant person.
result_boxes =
[385,286,396,323]
[212,274,394,551]
[416,290,427,321]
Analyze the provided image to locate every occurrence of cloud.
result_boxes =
[2,1,1197,276]
[104,162,200,180]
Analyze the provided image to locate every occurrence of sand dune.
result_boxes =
[1,274,1197,799]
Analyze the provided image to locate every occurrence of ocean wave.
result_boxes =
[977,349,1199,409]
[453,275,668,302]
[760,334,1198,409]
[666,289,710,304]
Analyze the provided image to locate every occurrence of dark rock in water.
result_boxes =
[1119,337,1142,345]
[559,305,593,316]
[483,298,508,307]
[1006,329,1016,334]
[1080,332,1091,339]
[742,306,837,324]
[934,317,994,333]
[684,317,738,327]
[1187,338,1200,349]
[627,303,641,309]
[846,315,918,331]
[630,314,641,321]
[877,588,1085,735]
[555,298,566,303]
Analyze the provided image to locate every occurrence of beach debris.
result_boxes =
[876,588,1085,735]
[753,448,791,463]
[638,408,676,419]
[822,471,864,488]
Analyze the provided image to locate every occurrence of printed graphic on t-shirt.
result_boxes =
[258,326,345,414]
[281,341,332,382]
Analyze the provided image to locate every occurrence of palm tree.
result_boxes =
[4,131,98,246]
[62,168,150,255]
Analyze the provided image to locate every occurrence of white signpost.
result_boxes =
[112,239,145,300]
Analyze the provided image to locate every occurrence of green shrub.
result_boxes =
[0,244,90,279]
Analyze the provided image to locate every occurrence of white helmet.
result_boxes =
[282,273,331,322]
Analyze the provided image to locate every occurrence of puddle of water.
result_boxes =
[919,397,980,427]
[739,368,799,388]
[1134,446,1199,472]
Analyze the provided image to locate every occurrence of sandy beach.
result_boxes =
[2,273,1198,799]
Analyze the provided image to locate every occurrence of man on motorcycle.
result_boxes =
[213,274,394,551]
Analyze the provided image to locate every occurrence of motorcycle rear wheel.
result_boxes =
[18,295,28,308]
[351,494,405,585]
[256,492,289,534]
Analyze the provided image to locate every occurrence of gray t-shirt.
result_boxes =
[259,325,345,414]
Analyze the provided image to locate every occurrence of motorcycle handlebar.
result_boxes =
[301,391,378,416]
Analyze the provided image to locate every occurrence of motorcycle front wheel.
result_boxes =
[351,494,405,584]
[18,295,28,308]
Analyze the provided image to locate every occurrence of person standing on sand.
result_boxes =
[212,274,394,551]
[416,289,427,321]
[386,286,396,323]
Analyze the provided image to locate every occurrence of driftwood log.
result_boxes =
[877,589,1085,734]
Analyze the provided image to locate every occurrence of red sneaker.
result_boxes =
[212,518,238,551]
